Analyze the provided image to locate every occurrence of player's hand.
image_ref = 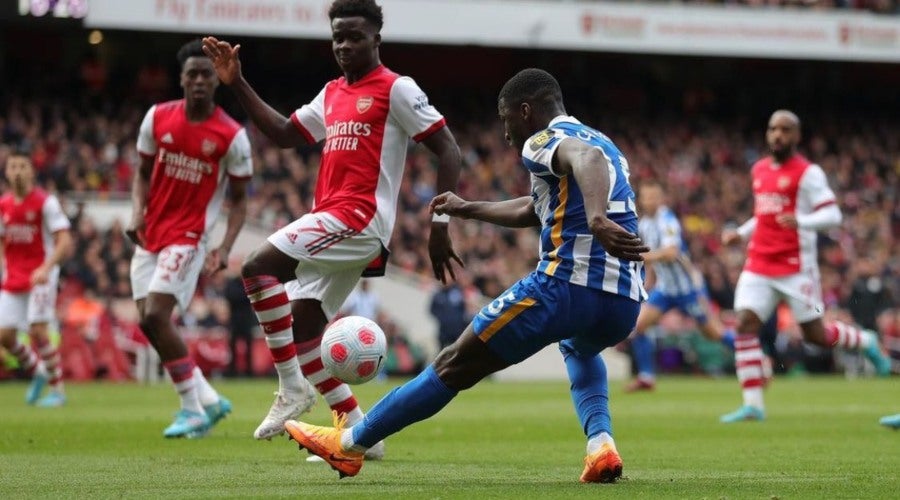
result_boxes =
[429,191,470,219]
[201,36,242,85]
[125,216,145,247]
[776,213,798,229]
[30,265,50,286]
[721,229,742,246]
[204,247,229,276]
[589,217,649,262]
[428,223,464,284]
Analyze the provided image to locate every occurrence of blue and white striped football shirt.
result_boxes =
[520,115,646,302]
[638,206,697,296]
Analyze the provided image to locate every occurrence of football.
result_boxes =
[320,315,388,385]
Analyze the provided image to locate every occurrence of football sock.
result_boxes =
[192,366,219,406]
[824,321,871,350]
[243,276,303,392]
[10,340,38,377]
[296,336,364,424]
[347,365,457,449]
[587,432,615,454]
[164,356,204,414]
[560,340,612,439]
[735,334,765,409]
[630,333,655,380]
[34,339,63,393]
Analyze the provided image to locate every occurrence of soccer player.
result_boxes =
[0,151,73,407]
[127,39,252,438]
[625,180,734,392]
[201,0,463,447]
[719,110,891,423]
[283,68,649,483]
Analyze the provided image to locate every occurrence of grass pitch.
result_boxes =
[0,376,897,499]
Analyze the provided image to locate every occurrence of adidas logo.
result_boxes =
[161,132,174,144]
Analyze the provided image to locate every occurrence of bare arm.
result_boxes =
[420,127,464,282]
[205,177,250,275]
[30,230,73,286]
[643,245,679,264]
[552,138,648,261]
[202,37,306,148]
[125,154,154,247]
[431,194,539,228]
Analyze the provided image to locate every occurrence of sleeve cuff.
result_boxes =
[413,118,446,143]
[290,113,316,144]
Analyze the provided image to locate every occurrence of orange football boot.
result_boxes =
[580,442,623,483]
[285,410,364,478]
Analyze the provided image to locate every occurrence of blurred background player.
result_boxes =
[880,414,900,429]
[0,151,73,407]
[625,179,734,392]
[283,68,648,483]
[719,110,891,423]
[201,0,463,448]
[127,40,252,438]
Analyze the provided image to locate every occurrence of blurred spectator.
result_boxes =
[429,281,470,349]
[341,280,380,321]
[847,257,894,332]
[379,312,427,376]
[223,272,257,377]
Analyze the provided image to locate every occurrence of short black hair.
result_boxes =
[498,68,564,110]
[329,0,384,30]
[176,39,206,68]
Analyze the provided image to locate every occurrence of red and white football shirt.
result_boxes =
[290,65,446,245]
[0,188,71,292]
[137,99,252,253]
[745,154,837,276]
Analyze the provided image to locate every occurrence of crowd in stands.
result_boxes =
[0,75,896,379]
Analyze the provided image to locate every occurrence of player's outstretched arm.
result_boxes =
[723,217,756,245]
[201,37,306,148]
[554,138,648,262]
[430,193,539,228]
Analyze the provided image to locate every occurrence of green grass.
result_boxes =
[0,376,897,499]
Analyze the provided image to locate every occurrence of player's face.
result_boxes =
[498,98,531,152]
[331,17,380,75]
[180,57,219,104]
[766,114,799,159]
[639,185,663,214]
[5,156,34,191]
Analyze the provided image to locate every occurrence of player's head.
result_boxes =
[638,179,665,215]
[329,0,383,75]
[497,68,565,151]
[5,149,35,194]
[766,109,801,161]
[177,39,218,105]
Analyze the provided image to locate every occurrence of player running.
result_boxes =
[128,39,252,438]
[625,179,734,392]
[283,68,648,483]
[719,110,891,423]
[0,151,73,407]
[202,0,463,450]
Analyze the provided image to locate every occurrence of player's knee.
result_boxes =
[139,309,169,337]
[240,250,265,279]
[432,346,478,391]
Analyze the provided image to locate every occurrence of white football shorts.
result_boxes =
[131,244,205,312]
[734,268,824,324]
[270,212,381,320]
[0,267,60,329]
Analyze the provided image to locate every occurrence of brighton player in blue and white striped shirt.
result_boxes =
[284,68,648,484]
[625,180,733,392]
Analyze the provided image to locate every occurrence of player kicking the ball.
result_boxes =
[202,0,463,453]
[719,110,891,423]
[284,68,649,483]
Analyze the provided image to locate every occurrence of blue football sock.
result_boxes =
[352,365,457,448]
[631,333,655,379]
[560,340,611,439]
[721,329,736,350]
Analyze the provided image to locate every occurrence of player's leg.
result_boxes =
[625,294,666,392]
[132,245,210,437]
[781,272,892,376]
[0,292,44,403]
[691,291,735,349]
[563,291,639,483]
[27,273,65,407]
[721,272,775,423]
